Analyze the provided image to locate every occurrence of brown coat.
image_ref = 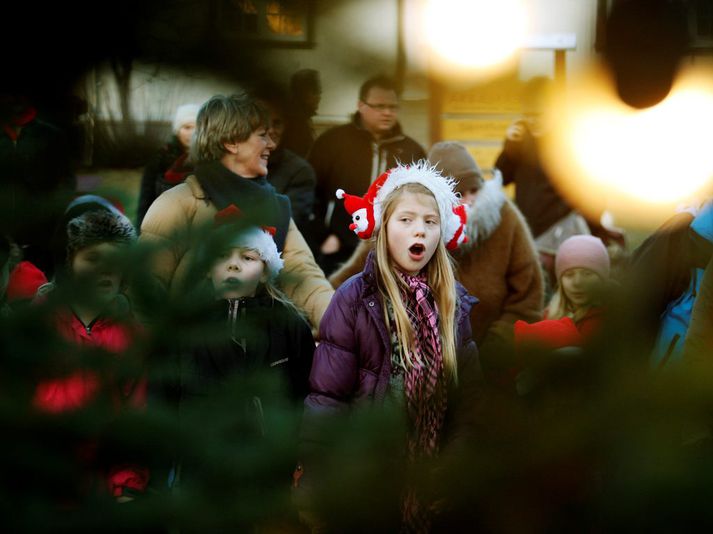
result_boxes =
[140,175,334,329]
[329,180,543,353]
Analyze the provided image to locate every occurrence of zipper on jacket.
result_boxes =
[73,312,100,337]
[657,333,681,370]
[228,299,247,352]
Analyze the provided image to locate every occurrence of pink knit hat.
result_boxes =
[555,235,610,280]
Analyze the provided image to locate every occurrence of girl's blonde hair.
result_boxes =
[374,183,458,382]
[545,273,603,322]
[248,251,302,318]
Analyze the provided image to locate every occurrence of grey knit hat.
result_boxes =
[66,209,137,257]
[428,141,485,193]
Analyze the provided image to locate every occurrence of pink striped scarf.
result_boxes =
[397,271,448,533]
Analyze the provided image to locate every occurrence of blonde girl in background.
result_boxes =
[515,235,611,350]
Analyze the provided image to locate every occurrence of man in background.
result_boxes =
[309,75,425,275]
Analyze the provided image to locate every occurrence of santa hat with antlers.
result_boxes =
[335,160,468,250]
[213,204,284,279]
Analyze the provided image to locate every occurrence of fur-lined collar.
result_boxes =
[462,170,507,249]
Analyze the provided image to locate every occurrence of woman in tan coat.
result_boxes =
[140,94,333,329]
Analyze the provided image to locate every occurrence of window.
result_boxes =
[690,0,713,48]
[218,0,313,46]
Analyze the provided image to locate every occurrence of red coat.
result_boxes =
[514,306,605,351]
[33,304,148,498]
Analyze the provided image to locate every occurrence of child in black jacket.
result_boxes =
[157,206,314,514]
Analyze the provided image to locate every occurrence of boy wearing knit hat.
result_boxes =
[32,206,148,501]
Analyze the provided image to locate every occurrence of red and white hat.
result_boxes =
[213,204,284,279]
[335,160,468,250]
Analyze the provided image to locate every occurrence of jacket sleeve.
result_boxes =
[287,311,317,403]
[136,154,162,229]
[683,257,713,373]
[328,240,373,289]
[303,285,360,416]
[480,205,544,355]
[279,219,334,330]
[138,186,192,291]
[297,285,360,499]
[307,133,335,237]
[441,305,485,467]
[494,120,526,187]
[284,161,317,227]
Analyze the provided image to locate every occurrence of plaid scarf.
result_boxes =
[394,271,448,533]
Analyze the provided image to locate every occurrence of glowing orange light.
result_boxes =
[542,61,713,228]
[423,0,528,81]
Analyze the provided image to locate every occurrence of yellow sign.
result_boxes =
[465,145,503,170]
[442,118,513,141]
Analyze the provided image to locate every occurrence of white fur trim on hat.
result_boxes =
[373,160,460,238]
[172,103,200,133]
[230,227,284,279]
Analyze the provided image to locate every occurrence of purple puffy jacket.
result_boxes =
[301,252,483,448]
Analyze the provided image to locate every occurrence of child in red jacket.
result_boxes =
[33,205,148,501]
[516,235,611,350]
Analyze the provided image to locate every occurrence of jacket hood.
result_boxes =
[462,171,507,249]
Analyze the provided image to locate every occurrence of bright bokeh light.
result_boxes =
[542,61,713,227]
[423,0,527,72]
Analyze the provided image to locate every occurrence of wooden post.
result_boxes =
[554,49,567,89]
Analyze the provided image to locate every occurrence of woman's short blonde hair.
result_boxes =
[190,93,269,164]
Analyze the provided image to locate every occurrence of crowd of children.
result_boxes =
[3,89,712,532]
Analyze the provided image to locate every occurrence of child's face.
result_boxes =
[560,267,602,309]
[71,242,122,301]
[386,191,441,276]
[457,185,479,208]
[210,247,266,299]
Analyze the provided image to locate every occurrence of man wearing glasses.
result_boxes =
[309,75,426,275]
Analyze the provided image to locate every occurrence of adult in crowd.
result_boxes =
[0,234,47,315]
[252,82,317,231]
[0,93,74,276]
[637,200,713,369]
[329,141,543,382]
[620,200,712,364]
[136,103,200,228]
[495,77,621,289]
[140,94,333,330]
[309,75,426,275]
[281,68,321,159]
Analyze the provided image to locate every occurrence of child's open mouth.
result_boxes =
[408,243,425,260]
